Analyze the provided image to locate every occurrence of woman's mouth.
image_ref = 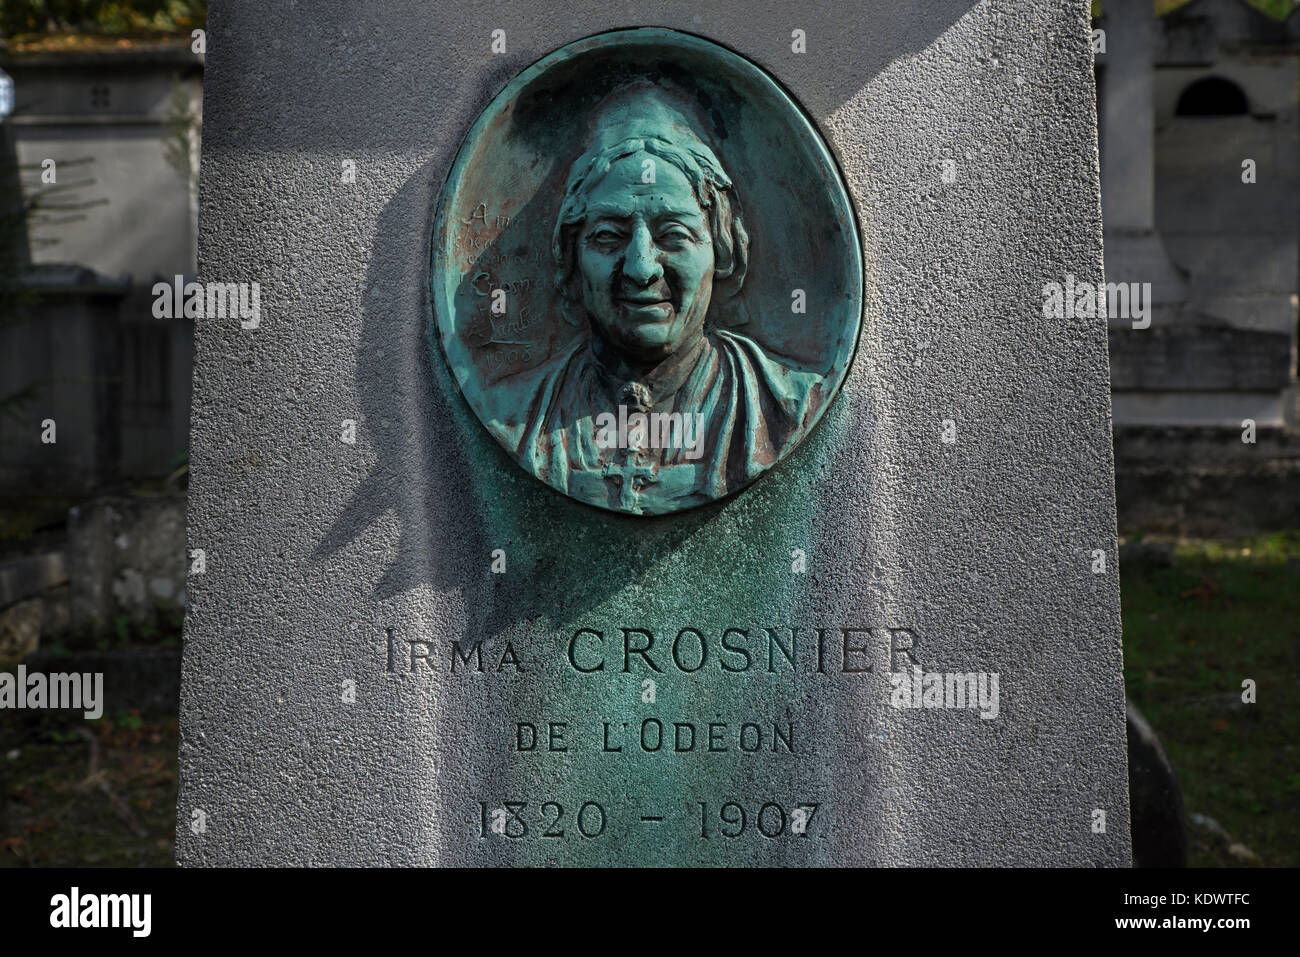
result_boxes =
[618,296,673,319]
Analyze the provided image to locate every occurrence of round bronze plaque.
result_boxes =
[431,28,862,515]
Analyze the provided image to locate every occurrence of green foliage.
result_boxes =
[112,710,144,731]
[110,613,131,648]
[103,609,180,650]
[0,0,206,41]
[1245,0,1300,18]
[1093,0,1300,19]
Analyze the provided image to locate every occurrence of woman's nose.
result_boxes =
[622,224,664,285]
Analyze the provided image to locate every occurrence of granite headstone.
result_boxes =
[178,0,1130,866]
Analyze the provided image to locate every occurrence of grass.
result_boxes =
[1121,531,1300,867]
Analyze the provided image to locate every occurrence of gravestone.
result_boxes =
[178,0,1131,866]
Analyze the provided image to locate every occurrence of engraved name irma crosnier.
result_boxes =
[488,82,822,515]
[385,624,927,676]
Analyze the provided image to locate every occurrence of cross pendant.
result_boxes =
[602,449,658,512]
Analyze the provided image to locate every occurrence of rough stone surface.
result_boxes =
[0,599,43,667]
[179,0,1131,865]
[0,552,67,607]
[67,494,186,633]
[0,553,71,661]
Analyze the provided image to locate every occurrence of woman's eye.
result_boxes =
[657,229,692,245]
[590,229,621,244]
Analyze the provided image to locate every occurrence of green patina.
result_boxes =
[437,346,848,863]
[427,27,863,864]
[430,28,862,519]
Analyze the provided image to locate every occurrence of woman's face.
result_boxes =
[576,151,715,366]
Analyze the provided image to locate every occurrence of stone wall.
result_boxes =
[1102,0,1299,430]
[0,44,200,492]
[1115,424,1300,535]
[0,493,185,665]
[66,493,187,635]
